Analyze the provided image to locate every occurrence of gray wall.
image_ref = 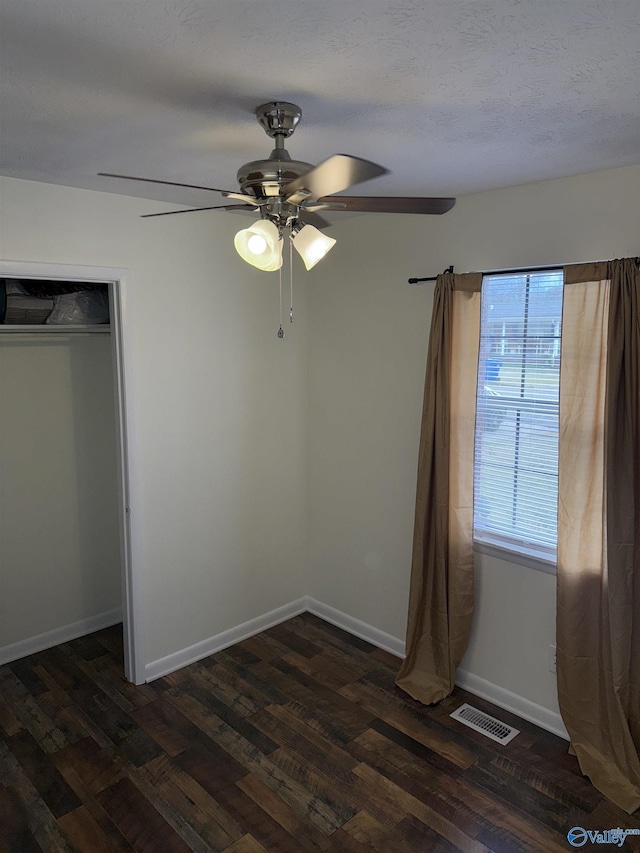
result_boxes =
[0,331,121,652]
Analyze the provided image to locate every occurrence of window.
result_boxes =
[473,270,563,568]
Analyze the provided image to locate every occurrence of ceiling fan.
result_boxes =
[99,101,456,272]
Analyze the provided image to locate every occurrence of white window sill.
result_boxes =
[473,539,557,575]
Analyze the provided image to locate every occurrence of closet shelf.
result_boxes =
[0,325,110,335]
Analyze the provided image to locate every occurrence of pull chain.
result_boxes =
[289,238,294,323]
[277,261,284,339]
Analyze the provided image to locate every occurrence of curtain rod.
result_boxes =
[408,265,454,284]
[408,263,559,285]
[408,258,640,285]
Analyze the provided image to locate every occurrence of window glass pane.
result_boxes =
[473,271,563,560]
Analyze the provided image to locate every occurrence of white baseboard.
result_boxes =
[0,608,122,666]
[305,597,406,659]
[455,668,569,740]
[145,597,309,682]
[143,595,568,742]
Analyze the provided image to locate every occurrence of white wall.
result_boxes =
[0,177,309,669]
[307,165,640,723]
[0,332,121,648]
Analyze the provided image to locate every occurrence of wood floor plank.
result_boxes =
[189,663,265,718]
[294,614,378,654]
[346,732,479,837]
[352,762,492,853]
[224,834,270,853]
[340,681,476,769]
[236,773,332,852]
[348,727,565,853]
[369,647,402,668]
[489,751,602,812]
[277,622,376,681]
[326,827,379,852]
[236,634,292,662]
[263,623,324,658]
[96,777,193,853]
[52,736,124,800]
[130,698,201,758]
[463,758,579,834]
[193,660,275,715]
[0,667,69,754]
[202,727,353,836]
[72,654,157,714]
[339,811,408,853]
[175,679,278,754]
[93,625,125,659]
[5,729,81,818]
[136,753,244,850]
[0,694,22,737]
[261,659,375,736]
[0,740,76,852]
[121,762,220,853]
[397,815,461,853]
[57,803,134,853]
[0,782,43,853]
[280,650,364,691]
[8,655,49,697]
[251,705,358,780]
[178,762,313,853]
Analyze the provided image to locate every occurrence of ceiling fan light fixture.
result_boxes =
[234,220,283,270]
[291,223,336,270]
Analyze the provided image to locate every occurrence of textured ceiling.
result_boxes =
[0,0,639,210]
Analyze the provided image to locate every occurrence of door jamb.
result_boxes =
[0,260,144,683]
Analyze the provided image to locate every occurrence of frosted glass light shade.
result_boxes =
[234,220,283,270]
[291,224,336,270]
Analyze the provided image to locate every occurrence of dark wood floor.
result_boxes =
[1,614,639,853]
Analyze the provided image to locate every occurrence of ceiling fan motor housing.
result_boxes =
[237,101,313,203]
[236,152,313,199]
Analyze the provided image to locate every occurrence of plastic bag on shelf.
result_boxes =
[46,290,110,325]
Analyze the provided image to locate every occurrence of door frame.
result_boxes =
[0,259,144,683]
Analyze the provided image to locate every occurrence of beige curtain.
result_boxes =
[557,258,640,813]
[396,271,482,704]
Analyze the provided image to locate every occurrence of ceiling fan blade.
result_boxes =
[98,172,259,204]
[282,154,388,203]
[297,211,331,230]
[316,195,456,215]
[141,204,255,219]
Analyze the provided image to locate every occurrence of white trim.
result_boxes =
[0,609,122,666]
[107,274,145,685]
[305,597,406,659]
[0,259,126,283]
[144,598,310,682]
[474,539,557,575]
[0,259,144,684]
[146,595,568,741]
[455,668,569,740]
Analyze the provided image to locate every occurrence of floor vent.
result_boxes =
[450,703,519,745]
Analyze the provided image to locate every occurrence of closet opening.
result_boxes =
[0,261,142,683]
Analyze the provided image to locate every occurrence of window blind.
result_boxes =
[473,270,563,562]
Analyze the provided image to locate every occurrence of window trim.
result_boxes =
[473,536,557,575]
